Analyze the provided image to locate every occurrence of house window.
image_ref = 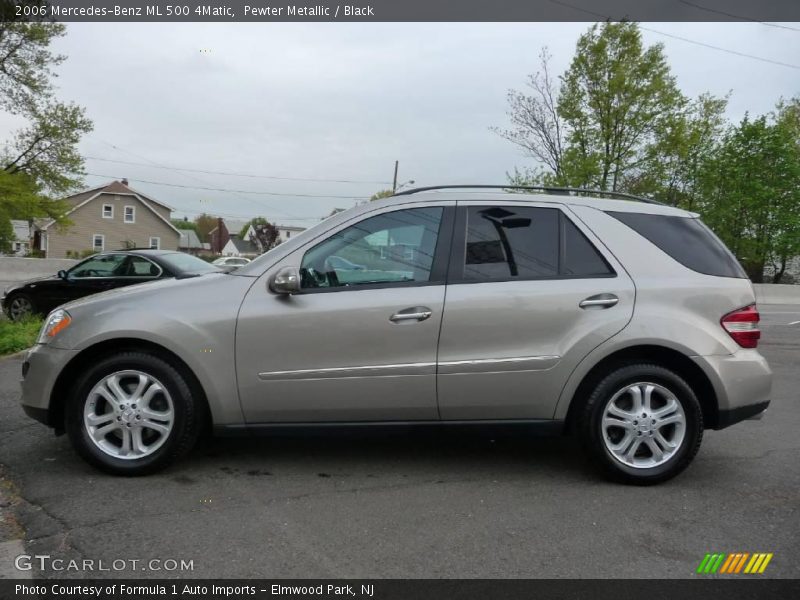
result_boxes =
[286,231,291,239]
[102,204,114,219]
[124,206,135,223]
[149,237,160,249]
[92,234,105,252]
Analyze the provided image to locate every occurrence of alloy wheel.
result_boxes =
[9,296,32,321]
[83,370,175,460]
[601,382,686,469]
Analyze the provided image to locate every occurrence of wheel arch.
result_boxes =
[563,345,719,433]
[49,338,211,435]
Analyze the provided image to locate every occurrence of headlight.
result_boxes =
[37,309,72,344]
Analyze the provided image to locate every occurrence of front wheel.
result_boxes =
[65,352,201,475]
[579,363,703,485]
[6,293,34,321]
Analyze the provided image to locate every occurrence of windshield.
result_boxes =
[157,253,222,276]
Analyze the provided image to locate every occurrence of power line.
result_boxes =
[84,155,391,185]
[546,0,800,70]
[83,172,371,199]
[85,137,354,221]
[677,1,800,33]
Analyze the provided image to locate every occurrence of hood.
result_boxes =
[60,272,242,315]
[4,274,59,293]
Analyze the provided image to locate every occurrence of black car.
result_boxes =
[2,250,222,321]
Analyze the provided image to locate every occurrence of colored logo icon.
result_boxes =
[697,553,773,574]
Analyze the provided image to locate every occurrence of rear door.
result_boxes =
[437,202,635,420]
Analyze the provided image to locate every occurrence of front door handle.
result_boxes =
[390,306,433,323]
[579,294,619,309]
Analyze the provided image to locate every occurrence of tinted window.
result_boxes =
[157,253,221,275]
[561,217,613,276]
[607,212,746,279]
[126,256,161,277]
[69,254,127,278]
[464,206,559,280]
[301,207,443,289]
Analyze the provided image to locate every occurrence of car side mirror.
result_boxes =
[57,270,68,280]
[269,266,301,295]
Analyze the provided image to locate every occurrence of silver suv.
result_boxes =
[20,186,772,484]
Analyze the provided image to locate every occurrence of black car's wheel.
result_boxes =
[5,293,35,321]
[65,351,201,475]
[578,363,703,485]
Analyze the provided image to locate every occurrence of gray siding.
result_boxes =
[45,193,179,258]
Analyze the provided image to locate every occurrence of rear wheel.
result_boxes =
[65,352,200,475]
[579,363,703,485]
[6,293,34,321]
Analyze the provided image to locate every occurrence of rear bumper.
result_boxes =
[715,400,770,429]
[691,350,772,430]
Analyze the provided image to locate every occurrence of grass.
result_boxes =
[0,317,42,357]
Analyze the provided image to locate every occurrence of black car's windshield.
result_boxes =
[157,253,222,276]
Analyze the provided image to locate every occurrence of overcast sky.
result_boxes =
[2,22,799,225]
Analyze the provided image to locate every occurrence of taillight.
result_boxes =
[721,304,760,349]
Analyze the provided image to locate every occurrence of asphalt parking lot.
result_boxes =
[0,306,798,579]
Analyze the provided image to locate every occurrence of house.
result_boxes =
[178,229,208,256]
[276,224,305,243]
[211,218,305,255]
[221,234,260,258]
[34,180,181,258]
[8,220,31,256]
[229,223,306,256]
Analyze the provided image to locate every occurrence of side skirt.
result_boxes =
[214,419,566,438]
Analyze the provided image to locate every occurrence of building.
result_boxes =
[34,180,181,258]
[8,220,31,256]
[221,234,260,258]
[178,229,209,256]
[212,218,305,255]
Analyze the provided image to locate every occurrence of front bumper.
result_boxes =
[692,350,772,430]
[20,343,78,429]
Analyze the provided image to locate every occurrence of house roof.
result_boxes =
[10,220,30,242]
[178,229,203,249]
[228,235,259,254]
[41,180,180,235]
[275,224,306,232]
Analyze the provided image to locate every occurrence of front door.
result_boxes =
[236,205,454,423]
[437,202,635,420]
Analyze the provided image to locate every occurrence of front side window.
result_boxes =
[124,206,135,223]
[460,206,613,281]
[69,254,127,278]
[300,207,443,290]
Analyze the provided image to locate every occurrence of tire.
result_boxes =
[5,293,35,321]
[578,363,703,485]
[65,351,200,475]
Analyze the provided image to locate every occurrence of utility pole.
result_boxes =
[392,160,399,193]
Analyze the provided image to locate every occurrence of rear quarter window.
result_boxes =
[607,211,747,279]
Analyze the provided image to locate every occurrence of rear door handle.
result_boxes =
[579,294,619,309]
[390,306,433,323]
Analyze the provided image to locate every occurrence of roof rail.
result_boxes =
[392,184,664,205]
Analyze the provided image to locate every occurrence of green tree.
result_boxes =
[370,189,394,201]
[498,22,685,192]
[193,213,217,243]
[0,13,93,237]
[696,112,800,282]
[0,169,69,251]
[171,217,197,230]
[240,216,269,238]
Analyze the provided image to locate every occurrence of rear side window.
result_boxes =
[460,206,613,281]
[607,212,746,279]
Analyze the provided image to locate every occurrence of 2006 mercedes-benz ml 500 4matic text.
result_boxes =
[19,186,772,484]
